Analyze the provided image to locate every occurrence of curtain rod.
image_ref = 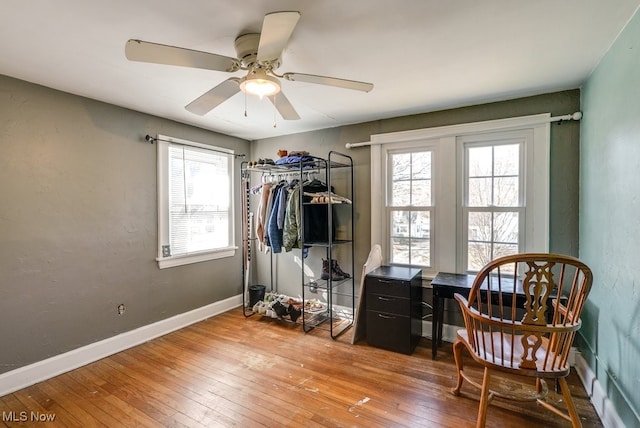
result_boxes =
[345,111,583,149]
[144,134,246,158]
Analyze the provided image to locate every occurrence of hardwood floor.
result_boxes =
[0,308,602,427]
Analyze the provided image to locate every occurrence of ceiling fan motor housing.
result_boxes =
[235,33,280,70]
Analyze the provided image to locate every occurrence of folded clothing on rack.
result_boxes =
[247,159,276,168]
[304,191,352,204]
[275,154,315,166]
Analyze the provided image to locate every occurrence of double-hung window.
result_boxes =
[387,149,433,266]
[460,133,527,272]
[371,114,550,277]
[156,135,236,269]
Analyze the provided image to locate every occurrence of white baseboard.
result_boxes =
[0,294,242,397]
[574,353,624,428]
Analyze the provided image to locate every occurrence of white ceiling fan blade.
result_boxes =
[185,78,241,115]
[257,11,301,62]
[268,92,300,120]
[283,72,374,92]
[125,39,240,72]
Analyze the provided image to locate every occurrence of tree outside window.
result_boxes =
[465,143,522,271]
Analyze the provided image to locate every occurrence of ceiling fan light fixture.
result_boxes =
[240,69,281,99]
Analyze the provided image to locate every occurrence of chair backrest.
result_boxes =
[460,253,593,373]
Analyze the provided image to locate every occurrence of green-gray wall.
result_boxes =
[0,75,249,375]
[580,8,640,426]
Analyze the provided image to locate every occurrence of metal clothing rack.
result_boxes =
[240,152,355,340]
[299,151,355,339]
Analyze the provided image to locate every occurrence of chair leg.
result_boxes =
[451,339,465,395]
[476,367,492,428]
[558,377,582,428]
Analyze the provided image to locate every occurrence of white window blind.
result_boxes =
[168,145,230,253]
[157,135,235,268]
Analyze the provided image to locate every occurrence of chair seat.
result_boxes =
[456,329,569,376]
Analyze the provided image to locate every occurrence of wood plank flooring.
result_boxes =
[0,308,602,427]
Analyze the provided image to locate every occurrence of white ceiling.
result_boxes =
[1,1,639,141]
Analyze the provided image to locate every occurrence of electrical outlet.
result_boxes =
[117,304,126,315]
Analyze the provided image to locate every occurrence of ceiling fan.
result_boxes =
[125,11,374,120]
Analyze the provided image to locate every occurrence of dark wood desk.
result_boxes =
[430,273,476,360]
[430,272,562,360]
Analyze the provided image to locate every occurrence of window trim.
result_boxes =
[370,114,550,277]
[156,134,236,269]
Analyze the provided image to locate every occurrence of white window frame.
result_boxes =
[458,131,530,272]
[370,114,550,278]
[385,145,436,268]
[156,134,236,269]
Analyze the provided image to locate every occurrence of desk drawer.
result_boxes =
[367,293,409,315]
[366,310,412,354]
[366,277,411,298]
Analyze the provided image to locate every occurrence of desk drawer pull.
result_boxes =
[377,296,394,301]
[378,313,396,319]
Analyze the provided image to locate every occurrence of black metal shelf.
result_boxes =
[240,151,355,340]
[300,151,355,339]
[303,239,353,247]
[304,278,353,293]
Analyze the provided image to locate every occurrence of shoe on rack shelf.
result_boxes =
[331,259,351,278]
[321,259,344,281]
[252,301,268,315]
[272,301,288,318]
[288,305,302,322]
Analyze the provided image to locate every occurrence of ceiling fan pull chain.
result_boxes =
[272,95,277,128]
[244,90,248,118]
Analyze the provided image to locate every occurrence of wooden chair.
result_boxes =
[450,253,593,427]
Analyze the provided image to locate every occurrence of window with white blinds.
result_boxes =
[157,135,235,268]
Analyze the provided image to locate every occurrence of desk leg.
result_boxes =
[437,298,443,347]
[432,295,440,360]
